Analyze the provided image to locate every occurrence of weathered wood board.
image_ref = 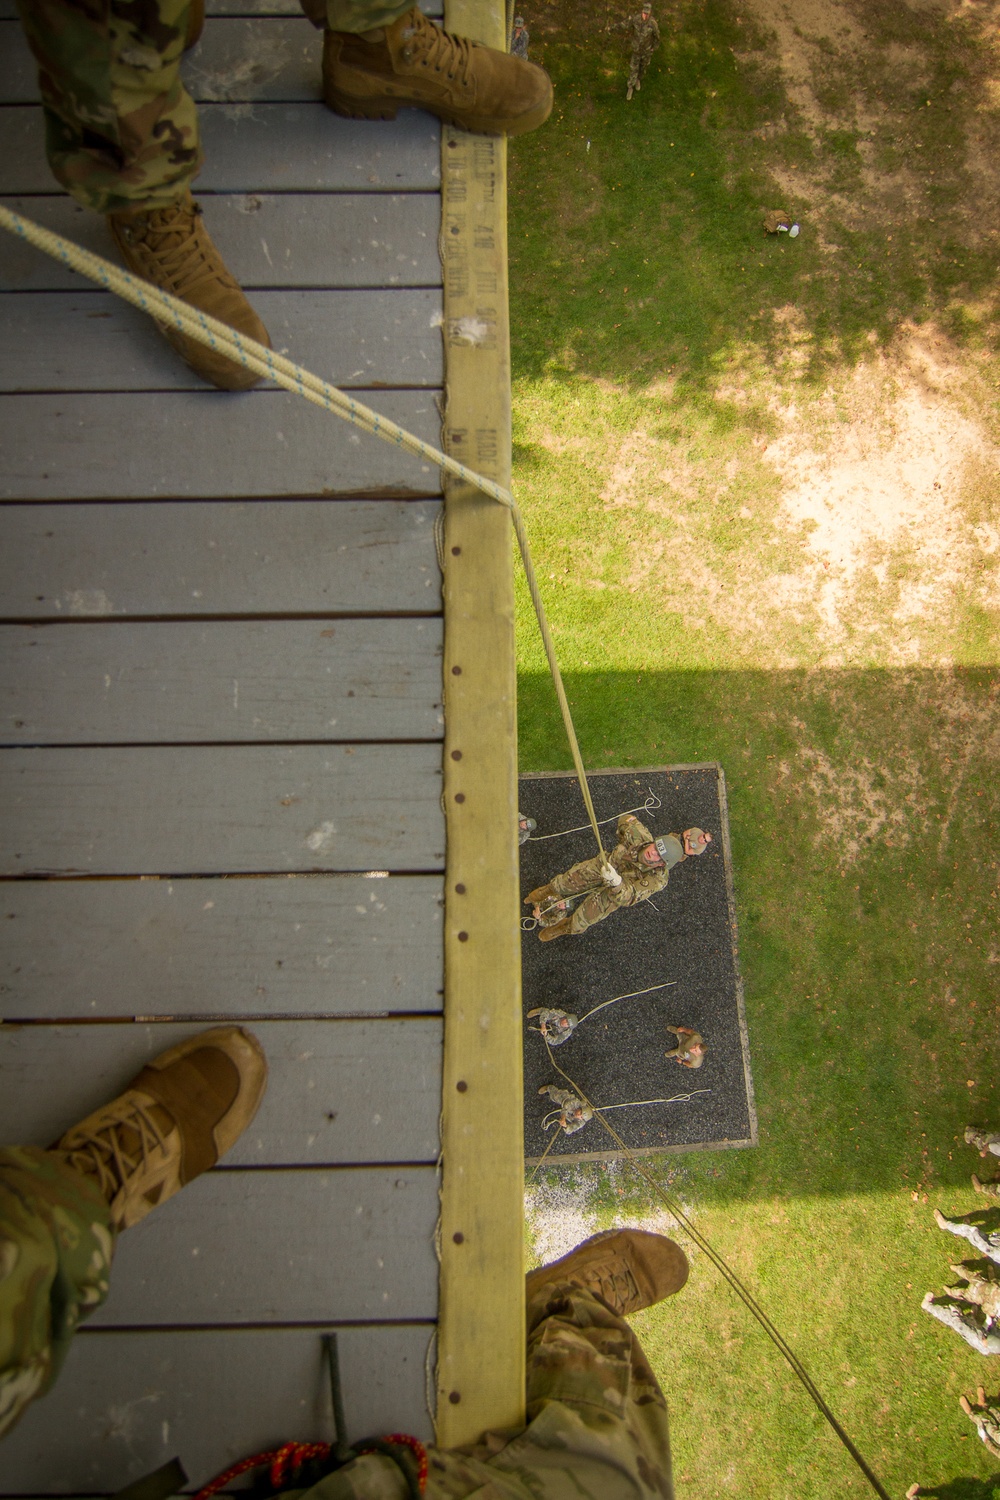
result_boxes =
[0,105,440,194]
[0,1019,442,1164]
[87,1166,438,1325]
[0,1325,435,1494]
[0,0,441,23]
[0,193,442,293]
[0,501,441,619]
[0,288,443,391]
[0,390,442,500]
[0,874,444,1018]
[0,619,443,742]
[1,744,445,874]
[2,19,326,105]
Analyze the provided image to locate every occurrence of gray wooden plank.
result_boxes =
[0,192,442,292]
[0,1018,442,1164]
[0,501,440,618]
[203,0,441,15]
[0,619,443,743]
[0,0,440,22]
[0,500,442,619]
[0,288,443,391]
[0,390,442,499]
[84,1165,438,1324]
[0,744,445,874]
[184,18,320,103]
[0,104,440,193]
[1,19,323,106]
[0,1325,435,1493]
[0,874,444,1017]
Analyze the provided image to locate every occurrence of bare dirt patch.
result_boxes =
[583,318,1000,667]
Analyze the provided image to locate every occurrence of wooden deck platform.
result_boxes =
[0,0,523,1489]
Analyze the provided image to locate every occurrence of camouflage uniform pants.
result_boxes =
[284,1278,675,1499]
[0,1147,114,1442]
[0,1152,674,1498]
[16,0,415,214]
[627,46,655,93]
[549,857,628,936]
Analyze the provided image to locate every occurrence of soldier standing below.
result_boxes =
[665,1025,707,1069]
[511,15,530,59]
[623,4,660,101]
[525,815,711,942]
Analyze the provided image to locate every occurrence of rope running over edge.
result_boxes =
[0,204,612,878]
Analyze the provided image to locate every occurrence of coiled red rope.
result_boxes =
[193,1434,428,1499]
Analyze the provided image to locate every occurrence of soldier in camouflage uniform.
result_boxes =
[279,1229,688,1499]
[14,0,552,388]
[961,1385,1000,1458]
[510,15,529,59]
[622,4,660,101]
[538,1083,592,1134]
[664,1025,707,1069]
[2,1032,690,1500]
[0,1147,114,1441]
[525,815,711,942]
[0,1026,267,1441]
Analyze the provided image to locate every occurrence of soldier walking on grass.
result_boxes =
[621,3,660,101]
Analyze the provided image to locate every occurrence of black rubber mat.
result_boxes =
[520,765,756,1164]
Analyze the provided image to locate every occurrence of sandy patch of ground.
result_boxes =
[761,327,1000,657]
[600,320,1000,667]
[526,1169,687,1268]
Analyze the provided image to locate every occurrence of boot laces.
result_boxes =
[60,1099,172,1204]
[402,12,473,85]
[589,1259,642,1311]
[125,200,233,301]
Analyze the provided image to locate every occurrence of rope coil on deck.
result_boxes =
[0,204,612,879]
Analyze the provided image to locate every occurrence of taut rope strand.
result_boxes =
[0,204,612,875]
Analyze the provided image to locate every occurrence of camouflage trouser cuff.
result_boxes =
[320,0,415,30]
[0,1147,114,1441]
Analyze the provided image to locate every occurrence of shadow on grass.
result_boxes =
[508,0,1000,391]
[517,666,999,1203]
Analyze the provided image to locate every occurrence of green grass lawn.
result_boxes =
[510,1,1000,1495]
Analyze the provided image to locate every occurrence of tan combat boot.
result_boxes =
[107,190,271,391]
[538,916,572,942]
[50,1027,268,1231]
[323,7,553,137]
[526,1228,689,1315]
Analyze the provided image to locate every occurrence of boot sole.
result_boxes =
[324,85,553,138]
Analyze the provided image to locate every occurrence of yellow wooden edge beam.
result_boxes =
[436,0,525,1447]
